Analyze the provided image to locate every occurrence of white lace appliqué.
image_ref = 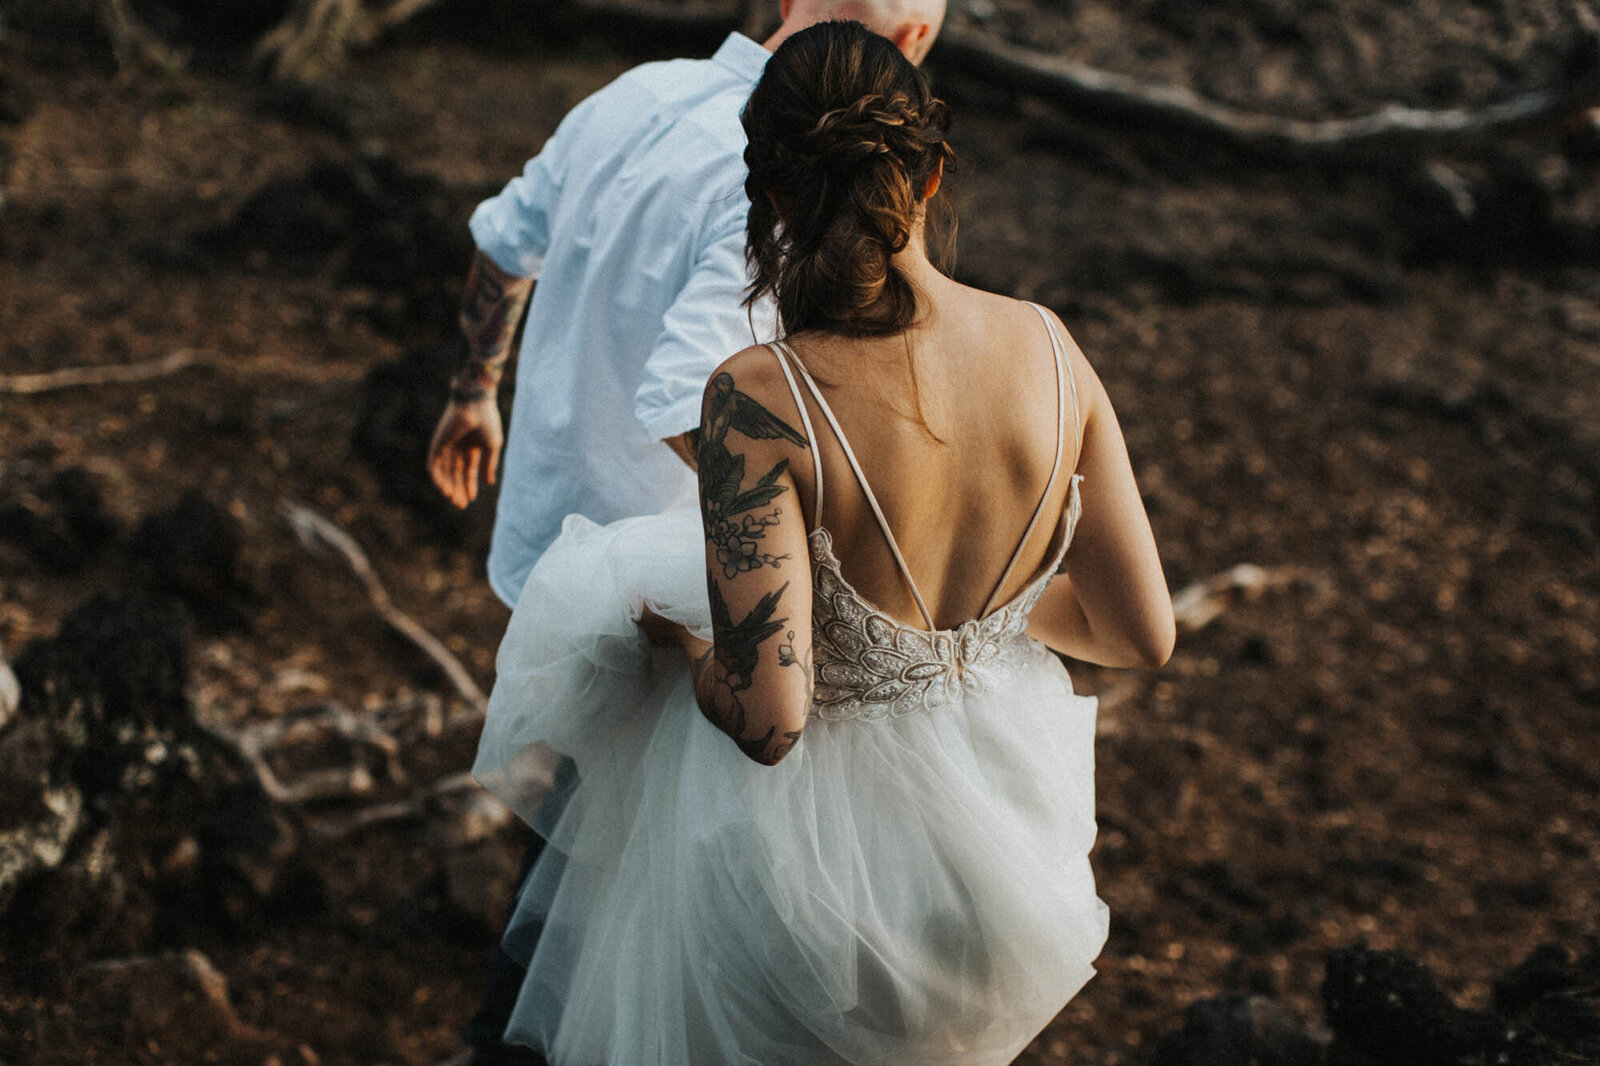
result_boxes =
[806,478,1083,723]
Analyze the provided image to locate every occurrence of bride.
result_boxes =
[473,19,1174,1065]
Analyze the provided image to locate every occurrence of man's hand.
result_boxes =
[427,396,504,509]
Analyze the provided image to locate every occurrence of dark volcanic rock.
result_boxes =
[1152,993,1327,1066]
[1494,944,1600,1062]
[0,466,119,575]
[2,597,296,980]
[1323,946,1559,1066]
[129,491,259,631]
[196,153,477,332]
[0,67,37,125]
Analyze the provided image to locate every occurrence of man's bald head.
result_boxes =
[767,0,946,64]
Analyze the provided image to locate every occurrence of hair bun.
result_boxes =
[741,21,957,338]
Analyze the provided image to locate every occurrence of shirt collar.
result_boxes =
[711,32,771,83]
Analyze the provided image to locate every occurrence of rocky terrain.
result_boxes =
[1,1,1597,1062]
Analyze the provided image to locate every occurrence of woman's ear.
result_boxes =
[922,158,943,201]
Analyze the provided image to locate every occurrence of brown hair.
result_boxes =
[741,20,955,338]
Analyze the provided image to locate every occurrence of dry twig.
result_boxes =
[0,349,202,395]
[280,500,489,711]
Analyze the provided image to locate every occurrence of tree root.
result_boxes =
[0,349,203,395]
[305,770,501,840]
[280,500,488,712]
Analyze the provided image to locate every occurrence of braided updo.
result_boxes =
[742,20,955,338]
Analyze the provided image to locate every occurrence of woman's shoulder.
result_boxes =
[703,344,797,411]
[699,344,815,454]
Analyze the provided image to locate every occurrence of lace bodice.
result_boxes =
[808,476,1082,722]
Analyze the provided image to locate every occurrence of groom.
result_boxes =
[427,0,946,1060]
[428,0,944,608]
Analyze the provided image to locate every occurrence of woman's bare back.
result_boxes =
[762,279,1084,632]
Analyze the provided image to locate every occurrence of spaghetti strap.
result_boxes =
[1037,306,1082,466]
[780,343,938,631]
[767,341,823,530]
[979,303,1069,616]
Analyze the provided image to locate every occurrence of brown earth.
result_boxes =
[1,3,1597,1063]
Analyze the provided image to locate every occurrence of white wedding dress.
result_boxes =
[473,306,1108,1065]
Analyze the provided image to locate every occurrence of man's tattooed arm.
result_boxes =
[688,360,816,766]
[450,251,534,403]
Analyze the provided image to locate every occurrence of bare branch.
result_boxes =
[252,0,446,81]
[280,500,488,711]
[0,349,202,395]
[98,0,187,72]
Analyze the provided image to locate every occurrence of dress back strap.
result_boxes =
[1038,306,1082,461]
[978,303,1070,616]
[777,341,937,631]
[767,341,823,529]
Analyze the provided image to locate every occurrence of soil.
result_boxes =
[1,2,1597,1063]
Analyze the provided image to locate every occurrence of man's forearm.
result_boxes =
[451,251,534,403]
[665,428,700,470]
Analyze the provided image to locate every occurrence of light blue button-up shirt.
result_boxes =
[471,33,778,606]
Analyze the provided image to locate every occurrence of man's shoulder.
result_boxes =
[578,52,753,156]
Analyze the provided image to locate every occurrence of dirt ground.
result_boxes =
[1,2,1597,1063]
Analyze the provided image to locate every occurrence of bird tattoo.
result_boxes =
[708,580,789,692]
[698,372,808,510]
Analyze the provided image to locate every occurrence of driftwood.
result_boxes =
[0,349,203,395]
[280,500,489,711]
[933,26,1600,161]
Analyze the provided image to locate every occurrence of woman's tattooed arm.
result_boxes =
[688,361,816,765]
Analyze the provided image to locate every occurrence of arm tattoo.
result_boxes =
[697,371,809,579]
[696,579,801,765]
[693,370,814,763]
[451,253,529,402]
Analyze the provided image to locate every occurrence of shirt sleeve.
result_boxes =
[634,212,779,441]
[468,95,598,279]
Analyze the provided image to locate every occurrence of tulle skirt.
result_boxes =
[473,510,1108,1065]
